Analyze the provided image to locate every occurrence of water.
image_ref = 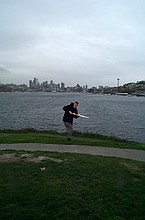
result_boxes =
[0,92,145,143]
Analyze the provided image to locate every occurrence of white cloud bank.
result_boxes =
[0,0,145,87]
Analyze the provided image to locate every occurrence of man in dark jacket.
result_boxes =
[63,101,79,140]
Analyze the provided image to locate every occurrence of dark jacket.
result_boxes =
[63,103,79,124]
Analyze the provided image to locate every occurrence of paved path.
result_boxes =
[0,143,145,162]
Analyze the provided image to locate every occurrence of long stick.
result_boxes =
[78,114,89,119]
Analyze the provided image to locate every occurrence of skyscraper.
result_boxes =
[29,78,39,88]
[34,78,38,87]
[61,82,65,90]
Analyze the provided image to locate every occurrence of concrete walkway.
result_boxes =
[1,143,145,162]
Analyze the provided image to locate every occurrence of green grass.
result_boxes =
[0,129,145,150]
[0,150,145,220]
[1,130,145,219]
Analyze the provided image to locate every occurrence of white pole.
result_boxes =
[78,114,89,119]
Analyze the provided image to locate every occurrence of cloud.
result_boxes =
[0,64,11,74]
[0,0,145,86]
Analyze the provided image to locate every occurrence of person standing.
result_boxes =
[63,101,80,140]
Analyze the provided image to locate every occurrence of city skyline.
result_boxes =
[0,77,144,89]
[29,77,65,89]
[0,0,145,87]
[0,77,126,88]
[0,77,144,95]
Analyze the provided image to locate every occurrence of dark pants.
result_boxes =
[63,122,73,139]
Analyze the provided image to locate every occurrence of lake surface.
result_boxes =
[0,92,145,143]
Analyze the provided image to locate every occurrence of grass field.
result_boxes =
[0,129,145,150]
[0,130,145,219]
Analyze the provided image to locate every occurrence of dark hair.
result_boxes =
[74,101,79,105]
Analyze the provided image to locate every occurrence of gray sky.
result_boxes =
[0,0,145,87]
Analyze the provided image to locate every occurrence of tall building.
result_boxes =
[50,80,53,85]
[58,83,60,90]
[29,77,39,88]
[29,80,33,88]
[117,78,120,87]
[42,81,48,87]
[34,78,39,87]
[61,82,65,90]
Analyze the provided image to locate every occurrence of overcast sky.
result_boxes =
[0,0,145,87]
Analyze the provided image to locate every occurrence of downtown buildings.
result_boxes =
[0,78,144,95]
[29,78,65,92]
[28,77,88,93]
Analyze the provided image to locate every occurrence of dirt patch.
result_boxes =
[120,161,143,172]
[0,153,68,163]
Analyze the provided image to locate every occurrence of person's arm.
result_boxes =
[63,104,75,115]
[73,109,79,118]
[63,105,69,111]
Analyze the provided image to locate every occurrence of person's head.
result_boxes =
[73,101,78,108]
